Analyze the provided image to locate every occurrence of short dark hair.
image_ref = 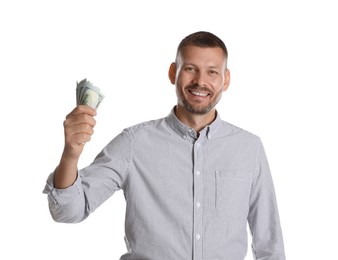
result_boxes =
[176,31,228,60]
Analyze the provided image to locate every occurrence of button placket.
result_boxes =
[193,140,204,259]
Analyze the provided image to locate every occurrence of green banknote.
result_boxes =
[76,78,104,109]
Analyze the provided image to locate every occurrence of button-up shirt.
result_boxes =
[43,108,285,260]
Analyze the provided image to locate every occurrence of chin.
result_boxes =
[184,103,213,115]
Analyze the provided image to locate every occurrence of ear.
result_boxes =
[168,62,176,85]
[223,69,231,92]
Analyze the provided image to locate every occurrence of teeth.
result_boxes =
[191,91,208,97]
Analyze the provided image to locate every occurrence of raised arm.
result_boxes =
[54,105,97,189]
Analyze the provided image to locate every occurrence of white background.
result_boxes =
[1,0,337,259]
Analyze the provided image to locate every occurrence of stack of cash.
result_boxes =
[76,78,104,109]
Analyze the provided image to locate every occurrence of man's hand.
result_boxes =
[54,105,97,189]
[63,105,97,160]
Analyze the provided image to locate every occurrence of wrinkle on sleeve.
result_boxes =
[248,139,286,260]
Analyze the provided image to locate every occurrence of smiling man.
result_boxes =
[169,37,230,132]
[44,31,285,260]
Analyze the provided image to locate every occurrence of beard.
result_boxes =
[176,83,223,115]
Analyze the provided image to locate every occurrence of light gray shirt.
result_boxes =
[43,108,285,260]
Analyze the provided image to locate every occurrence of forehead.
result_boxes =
[178,46,227,68]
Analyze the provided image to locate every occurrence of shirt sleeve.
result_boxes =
[248,139,286,260]
[42,129,132,223]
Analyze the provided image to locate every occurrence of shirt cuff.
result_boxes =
[42,171,82,206]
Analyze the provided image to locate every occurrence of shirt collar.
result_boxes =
[166,107,222,141]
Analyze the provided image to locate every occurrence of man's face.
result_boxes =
[169,46,230,115]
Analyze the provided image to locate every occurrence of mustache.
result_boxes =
[186,83,213,94]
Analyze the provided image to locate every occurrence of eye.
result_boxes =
[209,70,219,75]
[184,66,197,73]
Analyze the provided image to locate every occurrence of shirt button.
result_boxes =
[196,234,201,240]
[196,202,201,208]
[196,171,201,176]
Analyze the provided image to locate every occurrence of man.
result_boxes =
[43,31,285,259]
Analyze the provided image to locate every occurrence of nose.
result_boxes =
[192,72,207,87]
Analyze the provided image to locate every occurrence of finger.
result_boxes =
[65,127,94,144]
[65,123,94,142]
[70,123,94,136]
[70,132,93,144]
[64,114,96,128]
[67,105,97,118]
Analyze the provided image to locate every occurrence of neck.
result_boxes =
[175,105,217,133]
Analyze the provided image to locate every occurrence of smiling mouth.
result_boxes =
[189,90,210,97]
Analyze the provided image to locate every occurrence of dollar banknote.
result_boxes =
[76,78,104,109]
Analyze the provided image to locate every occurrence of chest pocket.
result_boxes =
[215,170,252,218]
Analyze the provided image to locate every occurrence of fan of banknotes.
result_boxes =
[76,78,104,109]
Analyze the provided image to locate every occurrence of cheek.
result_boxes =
[213,83,226,95]
[176,75,188,89]
[179,71,195,83]
[215,77,226,89]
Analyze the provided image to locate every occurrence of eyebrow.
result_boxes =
[183,62,220,69]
